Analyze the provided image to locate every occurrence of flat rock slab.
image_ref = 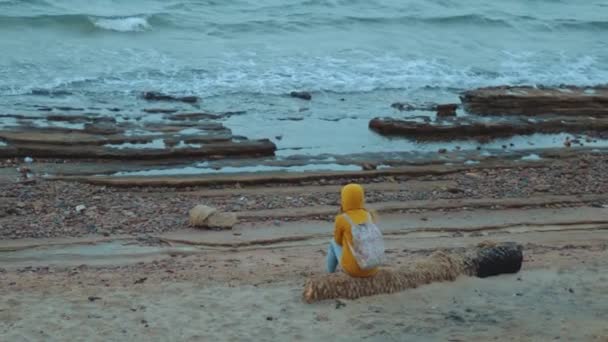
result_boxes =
[369,116,608,141]
[143,122,229,134]
[0,139,276,160]
[460,86,608,116]
[141,91,199,104]
[0,130,154,146]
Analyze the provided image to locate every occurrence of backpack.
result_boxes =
[342,212,386,270]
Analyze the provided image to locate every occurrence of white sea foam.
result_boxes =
[2,51,607,98]
[90,16,150,32]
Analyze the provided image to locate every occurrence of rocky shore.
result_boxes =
[0,110,275,160]
[372,85,608,142]
[1,151,606,240]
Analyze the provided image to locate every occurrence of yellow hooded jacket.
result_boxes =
[334,184,379,278]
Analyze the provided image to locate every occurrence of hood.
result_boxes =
[341,183,365,212]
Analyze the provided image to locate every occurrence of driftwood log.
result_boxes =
[303,241,523,303]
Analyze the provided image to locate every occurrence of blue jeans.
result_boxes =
[326,240,343,273]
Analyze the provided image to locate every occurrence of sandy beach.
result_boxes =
[2,0,608,339]
[1,221,607,341]
[2,161,608,340]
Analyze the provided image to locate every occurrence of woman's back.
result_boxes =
[334,185,378,277]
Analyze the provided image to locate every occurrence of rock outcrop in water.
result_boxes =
[290,91,312,100]
[369,116,608,141]
[0,112,276,160]
[141,91,199,104]
[143,108,179,114]
[460,86,608,116]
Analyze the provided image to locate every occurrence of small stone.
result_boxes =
[290,91,312,100]
[335,300,346,309]
[189,205,217,227]
[180,96,199,104]
[315,313,329,322]
[438,148,447,154]
[275,135,283,141]
[266,316,274,321]
[206,212,238,229]
[88,296,102,302]
[444,311,465,323]
[75,205,86,213]
[134,277,148,285]
[568,288,574,293]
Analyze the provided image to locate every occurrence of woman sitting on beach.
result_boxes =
[327,183,385,277]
